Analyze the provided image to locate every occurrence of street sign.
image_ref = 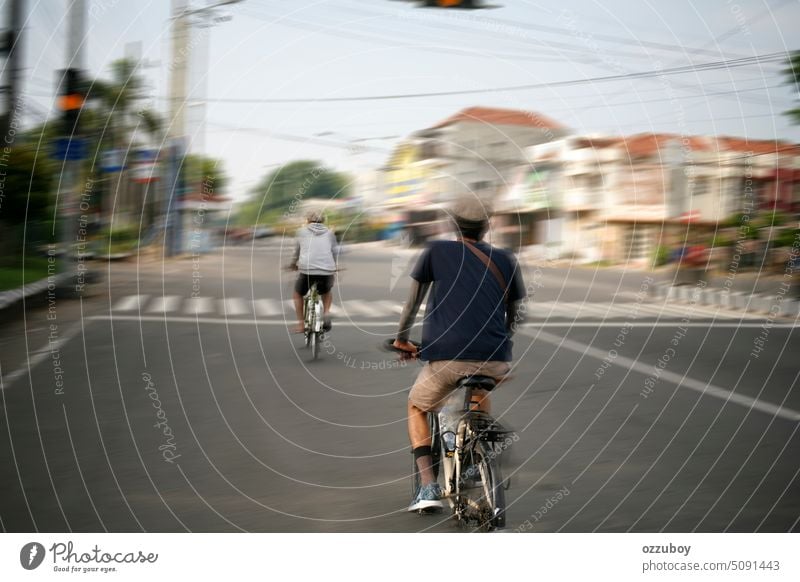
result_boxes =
[51,137,88,161]
[100,149,125,173]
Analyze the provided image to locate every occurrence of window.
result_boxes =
[624,225,652,260]
[691,176,710,196]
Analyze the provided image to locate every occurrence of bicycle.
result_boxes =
[303,282,324,360]
[383,339,515,532]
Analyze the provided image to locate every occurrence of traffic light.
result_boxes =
[423,0,480,7]
[58,68,85,135]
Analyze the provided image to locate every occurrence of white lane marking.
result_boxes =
[148,295,181,313]
[221,297,248,316]
[90,315,799,330]
[341,300,383,318]
[253,299,281,316]
[0,320,85,390]
[186,296,214,315]
[518,327,800,423]
[112,295,148,311]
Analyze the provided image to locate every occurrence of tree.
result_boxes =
[783,51,800,125]
[0,145,55,261]
[183,154,227,196]
[239,160,351,225]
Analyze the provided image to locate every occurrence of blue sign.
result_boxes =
[51,137,88,161]
[132,148,159,163]
[100,149,125,173]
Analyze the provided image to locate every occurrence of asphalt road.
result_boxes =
[1,241,798,532]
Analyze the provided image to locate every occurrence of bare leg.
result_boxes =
[292,291,304,332]
[321,291,332,316]
[408,400,431,449]
[408,400,435,486]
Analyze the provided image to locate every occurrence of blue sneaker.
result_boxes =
[408,483,444,512]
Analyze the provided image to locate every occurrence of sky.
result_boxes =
[7,0,800,201]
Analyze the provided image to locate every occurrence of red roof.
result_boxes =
[716,136,800,155]
[431,106,565,131]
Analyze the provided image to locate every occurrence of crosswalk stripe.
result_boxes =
[186,296,214,315]
[342,300,384,318]
[221,297,248,316]
[573,303,616,318]
[534,302,577,318]
[148,295,181,313]
[376,300,403,314]
[113,295,148,312]
[109,296,776,321]
[254,299,282,316]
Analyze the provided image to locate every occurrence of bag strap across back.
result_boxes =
[461,240,509,300]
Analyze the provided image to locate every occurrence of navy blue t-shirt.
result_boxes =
[411,240,525,362]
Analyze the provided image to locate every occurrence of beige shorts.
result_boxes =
[409,360,511,412]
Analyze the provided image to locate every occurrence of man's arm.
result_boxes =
[289,238,300,270]
[505,299,524,336]
[394,279,431,348]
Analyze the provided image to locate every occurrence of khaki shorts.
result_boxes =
[409,360,511,412]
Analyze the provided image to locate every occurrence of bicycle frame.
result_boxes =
[303,283,324,358]
[432,385,514,530]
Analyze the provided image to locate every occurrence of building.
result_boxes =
[381,106,568,245]
[524,134,800,266]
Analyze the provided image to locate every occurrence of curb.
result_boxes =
[0,273,70,311]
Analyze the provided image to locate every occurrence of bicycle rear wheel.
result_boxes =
[457,439,506,531]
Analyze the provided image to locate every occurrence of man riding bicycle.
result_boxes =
[393,196,526,512]
[289,209,339,334]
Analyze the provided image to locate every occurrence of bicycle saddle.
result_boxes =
[456,375,497,391]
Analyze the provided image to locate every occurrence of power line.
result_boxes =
[336,0,758,61]
[163,52,789,104]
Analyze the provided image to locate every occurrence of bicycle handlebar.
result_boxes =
[381,338,421,359]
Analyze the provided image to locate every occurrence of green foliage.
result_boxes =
[0,256,50,291]
[0,146,54,225]
[239,160,351,225]
[709,232,733,248]
[183,154,227,195]
[758,209,789,228]
[774,228,800,248]
[652,244,670,267]
[783,51,800,125]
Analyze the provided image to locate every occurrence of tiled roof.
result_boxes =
[431,106,565,130]
[716,136,800,155]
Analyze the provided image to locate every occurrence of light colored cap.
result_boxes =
[450,196,493,223]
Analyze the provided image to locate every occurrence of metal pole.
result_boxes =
[59,0,86,284]
[2,0,24,141]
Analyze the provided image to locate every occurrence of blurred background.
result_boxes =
[0,0,798,281]
[1,0,800,534]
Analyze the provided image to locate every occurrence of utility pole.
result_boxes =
[164,0,242,257]
[57,0,87,284]
[1,0,24,142]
